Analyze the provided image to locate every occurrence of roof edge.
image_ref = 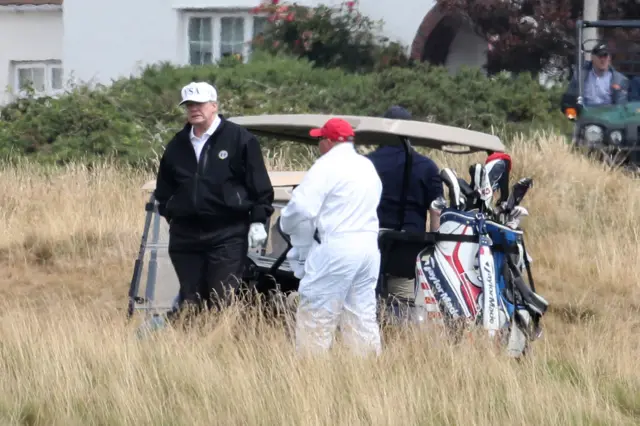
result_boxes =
[0,4,62,12]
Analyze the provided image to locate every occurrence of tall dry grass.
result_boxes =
[0,133,638,425]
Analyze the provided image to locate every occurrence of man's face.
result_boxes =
[185,101,217,125]
[593,53,611,72]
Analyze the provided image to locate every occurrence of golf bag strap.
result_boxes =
[519,235,536,292]
[506,255,548,316]
[434,233,519,254]
[376,232,521,255]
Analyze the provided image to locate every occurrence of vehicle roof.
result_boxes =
[228,114,506,154]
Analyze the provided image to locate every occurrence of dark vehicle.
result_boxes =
[562,19,640,173]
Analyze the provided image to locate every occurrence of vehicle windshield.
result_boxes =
[260,204,290,259]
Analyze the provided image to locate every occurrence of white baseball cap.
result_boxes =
[179,82,218,105]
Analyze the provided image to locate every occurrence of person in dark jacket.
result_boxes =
[366,106,443,234]
[366,106,443,317]
[561,42,629,111]
[154,82,274,319]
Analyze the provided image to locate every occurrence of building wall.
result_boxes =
[62,0,439,86]
[0,6,64,105]
[63,0,180,87]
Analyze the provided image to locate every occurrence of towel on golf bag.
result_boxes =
[415,209,549,343]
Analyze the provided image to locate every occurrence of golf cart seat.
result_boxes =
[377,229,437,298]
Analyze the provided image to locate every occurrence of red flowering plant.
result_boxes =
[437,0,640,76]
[250,0,410,72]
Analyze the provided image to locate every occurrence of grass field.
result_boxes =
[0,132,638,425]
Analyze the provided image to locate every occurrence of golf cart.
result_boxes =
[129,114,549,349]
[562,19,640,172]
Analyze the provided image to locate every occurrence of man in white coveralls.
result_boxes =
[279,117,383,356]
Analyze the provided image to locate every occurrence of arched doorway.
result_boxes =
[421,15,460,65]
[410,6,484,70]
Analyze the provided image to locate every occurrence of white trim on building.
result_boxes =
[11,59,64,98]
[180,9,269,65]
[0,5,62,13]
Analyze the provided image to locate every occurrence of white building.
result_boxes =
[0,0,64,105]
[0,0,488,105]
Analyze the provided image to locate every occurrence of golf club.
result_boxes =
[506,206,529,229]
[440,168,462,209]
[505,177,533,213]
[485,153,512,205]
[469,163,493,213]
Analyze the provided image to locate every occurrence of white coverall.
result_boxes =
[280,142,383,356]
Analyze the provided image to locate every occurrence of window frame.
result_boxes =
[183,10,270,65]
[12,60,64,97]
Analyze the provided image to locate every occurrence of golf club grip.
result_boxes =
[440,169,459,208]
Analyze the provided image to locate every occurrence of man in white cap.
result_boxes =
[153,81,274,320]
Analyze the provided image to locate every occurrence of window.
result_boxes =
[188,17,213,66]
[185,12,269,65]
[13,61,64,96]
[220,17,245,58]
[253,16,268,38]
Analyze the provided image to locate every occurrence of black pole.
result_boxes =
[127,195,155,319]
[576,20,585,106]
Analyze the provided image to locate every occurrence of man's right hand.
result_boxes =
[286,247,306,279]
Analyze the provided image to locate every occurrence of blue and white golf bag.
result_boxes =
[414,208,549,355]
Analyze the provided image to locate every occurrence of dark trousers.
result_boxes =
[167,220,248,315]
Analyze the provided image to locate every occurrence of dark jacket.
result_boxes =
[366,145,443,233]
[154,115,274,226]
[561,61,628,111]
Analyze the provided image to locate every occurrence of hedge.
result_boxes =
[0,52,571,167]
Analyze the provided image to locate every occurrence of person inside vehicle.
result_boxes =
[280,117,383,357]
[366,106,443,316]
[561,41,629,110]
[153,81,274,324]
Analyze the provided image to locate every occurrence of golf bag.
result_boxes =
[415,208,548,355]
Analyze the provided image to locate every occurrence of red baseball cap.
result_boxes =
[309,118,355,142]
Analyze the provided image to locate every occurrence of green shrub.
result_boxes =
[0,54,570,167]
[250,0,411,73]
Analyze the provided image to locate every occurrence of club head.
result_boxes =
[469,164,479,190]
[475,164,494,207]
[458,195,467,211]
[485,153,512,204]
[510,205,529,219]
[506,177,533,212]
[457,177,477,210]
[505,206,529,229]
[485,159,506,191]
[440,168,462,209]
[468,163,494,213]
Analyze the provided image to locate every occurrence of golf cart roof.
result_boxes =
[141,170,304,202]
[228,114,506,154]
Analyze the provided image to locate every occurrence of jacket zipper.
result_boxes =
[193,142,211,212]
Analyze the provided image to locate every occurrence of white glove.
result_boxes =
[286,247,307,279]
[248,222,268,249]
